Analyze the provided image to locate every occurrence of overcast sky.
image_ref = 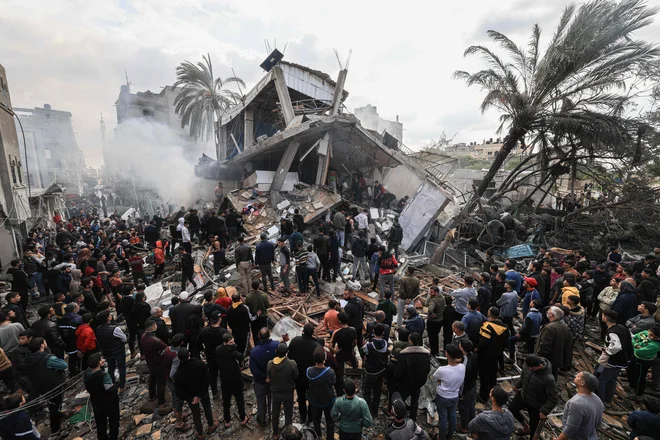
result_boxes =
[1,0,659,168]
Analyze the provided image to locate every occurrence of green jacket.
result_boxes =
[245,290,270,316]
[377,299,398,324]
[331,395,373,433]
[426,294,445,322]
[632,330,660,361]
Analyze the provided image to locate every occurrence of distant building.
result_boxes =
[442,143,474,157]
[470,137,526,160]
[0,63,31,264]
[14,103,83,196]
[354,104,403,142]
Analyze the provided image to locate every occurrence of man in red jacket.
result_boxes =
[75,313,97,371]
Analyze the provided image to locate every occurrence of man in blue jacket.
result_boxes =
[461,299,486,345]
[249,328,281,427]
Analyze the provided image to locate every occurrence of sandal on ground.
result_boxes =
[240,415,251,426]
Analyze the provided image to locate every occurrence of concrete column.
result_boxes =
[315,132,332,186]
[244,108,254,149]
[270,140,300,205]
[330,69,348,116]
[216,123,227,160]
[271,66,295,125]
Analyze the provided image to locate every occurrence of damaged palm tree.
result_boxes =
[433,0,659,264]
[173,54,245,160]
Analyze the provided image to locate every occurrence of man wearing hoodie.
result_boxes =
[288,323,321,424]
[362,323,388,417]
[477,307,510,401]
[387,218,403,260]
[394,332,431,422]
[404,306,425,337]
[58,303,83,375]
[508,299,542,361]
[628,326,660,400]
[467,387,515,440]
[69,268,82,297]
[227,293,254,356]
[578,270,596,315]
[267,343,299,439]
[250,328,280,427]
[566,295,585,341]
[351,230,369,281]
[386,391,429,440]
[597,310,633,406]
[509,354,558,437]
[307,347,336,440]
[559,276,579,308]
[216,332,249,427]
[76,313,97,370]
[628,302,658,334]
[331,378,373,440]
[84,353,120,440]
[25,337,68,433]
[522,277,541,318]
[611,280,639,326]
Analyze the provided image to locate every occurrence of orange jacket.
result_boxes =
[154,248,165,265]
[75,323,97,353]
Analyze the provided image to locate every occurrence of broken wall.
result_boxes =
[400,181,450,251]
[377,165,425,199]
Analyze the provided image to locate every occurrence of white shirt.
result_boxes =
[355,213,368,230]
[432,363,466,399]
[181,226,191,243]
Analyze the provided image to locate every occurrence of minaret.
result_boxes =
[100,113,107,149]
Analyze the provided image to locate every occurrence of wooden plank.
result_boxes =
[354,291,378,307]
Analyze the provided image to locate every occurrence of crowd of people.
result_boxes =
[0,202,660,440]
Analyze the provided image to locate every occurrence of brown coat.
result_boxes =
[535,320,573,370]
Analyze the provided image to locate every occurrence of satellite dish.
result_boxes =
[260,49,284,72]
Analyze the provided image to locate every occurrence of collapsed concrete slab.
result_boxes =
[400,180,452,252]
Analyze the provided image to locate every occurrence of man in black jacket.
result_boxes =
[387,218,403,260]
[225,293,252,356]
[144,221,160,247]
[288,323,321,423]
[477,307,510,401]
[393,333,430,421]
[150,307,170,345]
[307,347,336,440]
[351,231,369,282]
[58,303,82,375]
[94,310,128,391]
[598,310,633,405]
[362,323,388,417]
[314,228,331,282]
[31,305,66,359]
[180,248,196,291]
[4,292,29,329]
[7,260,29,312]
[129,292,152,356]
[528,262,546,304]
[196,314,228,397]
[82,277,106,316]
[343,288,364,349]
[255,233,276,292]
[457,340,478,433]
[638,268,660,304]
[174,348,219,438]
[509,354,559,437]
[216,332,249,427]
[25,337,68,433]
[169,292,197,346]
[84,353,120,440]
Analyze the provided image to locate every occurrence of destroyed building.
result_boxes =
[194,52,455,255]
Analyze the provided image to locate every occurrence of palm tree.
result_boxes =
[453,0,659,202]
[173,54,245,159]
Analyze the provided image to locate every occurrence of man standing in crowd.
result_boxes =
[467,386,515,440]
[268,343,298,439]
[84,353,120,440]
[250,328,279,427]
[362,323,388,417]
[288,323,321,424]
[307,347,336,440]
[255,233,276,292]
[452,276,476,322]
[344,288,364,349]
[141,319,168,411]
[331,378,373,440]
[398,267,419,328]
[94,310,127,392]
[216,332,249,427]
[394,333,430,421]
[598,310,633,407]
[433,344,465,440]
[509,354,559,437]
[536,306,573,379]
[196,313,227,398]
[174,348,219,438]
[245,281,270,346]
[235,236,254,294]
[426,285,445,357]
[277,237,292,295]
[555,372,603,440]
[477,307,509,402]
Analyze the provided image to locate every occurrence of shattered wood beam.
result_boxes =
[270,139,301,205]
[330,69,348,116]
[272,66,295,125]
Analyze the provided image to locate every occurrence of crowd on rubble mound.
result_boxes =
[2,202,660,440]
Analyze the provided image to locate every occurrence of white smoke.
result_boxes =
[108,119,213,209]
